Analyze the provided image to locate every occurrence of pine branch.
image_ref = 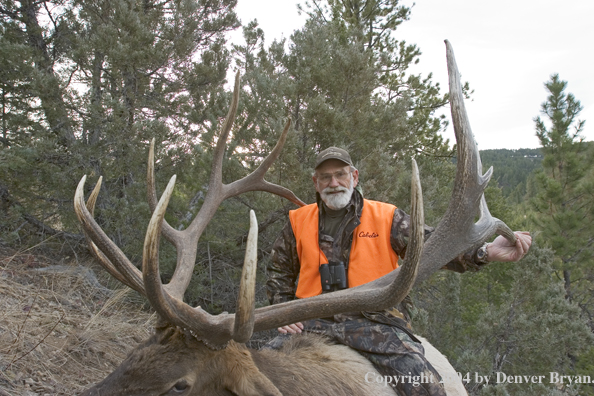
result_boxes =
[0,182,83,242]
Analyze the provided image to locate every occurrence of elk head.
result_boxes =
[75,41,514,395]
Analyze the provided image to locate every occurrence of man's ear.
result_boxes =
[352,169,359,187]
[312,175,319,193]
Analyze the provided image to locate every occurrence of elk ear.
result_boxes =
[222,345,282,396]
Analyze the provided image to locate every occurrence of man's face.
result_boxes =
[313,159,359,210]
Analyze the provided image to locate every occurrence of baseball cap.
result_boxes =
[314,147,353,169]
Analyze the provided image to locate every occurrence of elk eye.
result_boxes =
[171,380,189,393]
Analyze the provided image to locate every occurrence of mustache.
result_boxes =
[322,186,348,194]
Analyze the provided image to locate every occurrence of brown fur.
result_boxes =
[81,326,396,396]
[252,335,397,396]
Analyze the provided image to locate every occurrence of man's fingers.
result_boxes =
[488,232,532,262]
[513,232,532,257]
[277,322,304,334]
[517,232,532,254]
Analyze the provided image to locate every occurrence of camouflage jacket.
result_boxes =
[267,189,486,306]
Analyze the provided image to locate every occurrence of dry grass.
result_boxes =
[0,246,154,395]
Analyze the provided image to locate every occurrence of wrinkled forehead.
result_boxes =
[315,159,351,175]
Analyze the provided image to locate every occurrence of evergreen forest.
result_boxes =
[1,0,593,394]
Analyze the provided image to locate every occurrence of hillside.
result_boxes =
[480,147,543,199]
[0,245,153,395]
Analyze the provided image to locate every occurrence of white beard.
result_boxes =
[320,175,354,210]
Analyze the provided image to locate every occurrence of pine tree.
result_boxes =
[232,0,455,224]
[530,74,594,328]
[0,0,239,256]
[416,245,594,396]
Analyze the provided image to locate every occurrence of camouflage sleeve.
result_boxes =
[266,221,301,305]
[389,208,485,273]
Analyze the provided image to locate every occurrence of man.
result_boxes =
[266,147,531,395]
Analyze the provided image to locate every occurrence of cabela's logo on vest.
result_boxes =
[358,231,379,238]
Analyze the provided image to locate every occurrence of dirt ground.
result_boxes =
[0,246,153,395]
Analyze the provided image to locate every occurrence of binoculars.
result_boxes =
[319,261,347,291]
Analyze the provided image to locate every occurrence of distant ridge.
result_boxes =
[479,147,543,201]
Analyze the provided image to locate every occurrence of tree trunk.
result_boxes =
[21,0,75,145]
[563,269,572,301]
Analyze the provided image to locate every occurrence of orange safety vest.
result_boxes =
[290,199,399,298]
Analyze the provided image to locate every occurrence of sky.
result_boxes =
[229,0,594,150]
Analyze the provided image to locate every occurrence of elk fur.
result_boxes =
[83,325,398,396]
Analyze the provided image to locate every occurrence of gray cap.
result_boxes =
[314,147,353,169]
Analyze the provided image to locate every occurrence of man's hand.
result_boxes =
[487,231,532,262]
[277,322,304,334]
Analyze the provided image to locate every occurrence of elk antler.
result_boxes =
[243,40,517,331]
[412,40,516,283]
[75,72,305,346]
[75,42,515,348]
[74,176,145,295]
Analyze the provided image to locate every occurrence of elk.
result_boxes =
[74,41,514,396]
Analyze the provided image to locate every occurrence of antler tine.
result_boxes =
[250,158,424,331]
[147,139,178,245]
[185,71,242,235]
[223,119,306,207]
[478,195,517,241]
[388,158,423,301]
[209,71,242,193]
[74,176,145,294]
[410,40,515,283]
[146,72,242,244]
[143,175,191,323]
[83,177,143,292]
[86,176,102,217]
[233,210,258,343]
